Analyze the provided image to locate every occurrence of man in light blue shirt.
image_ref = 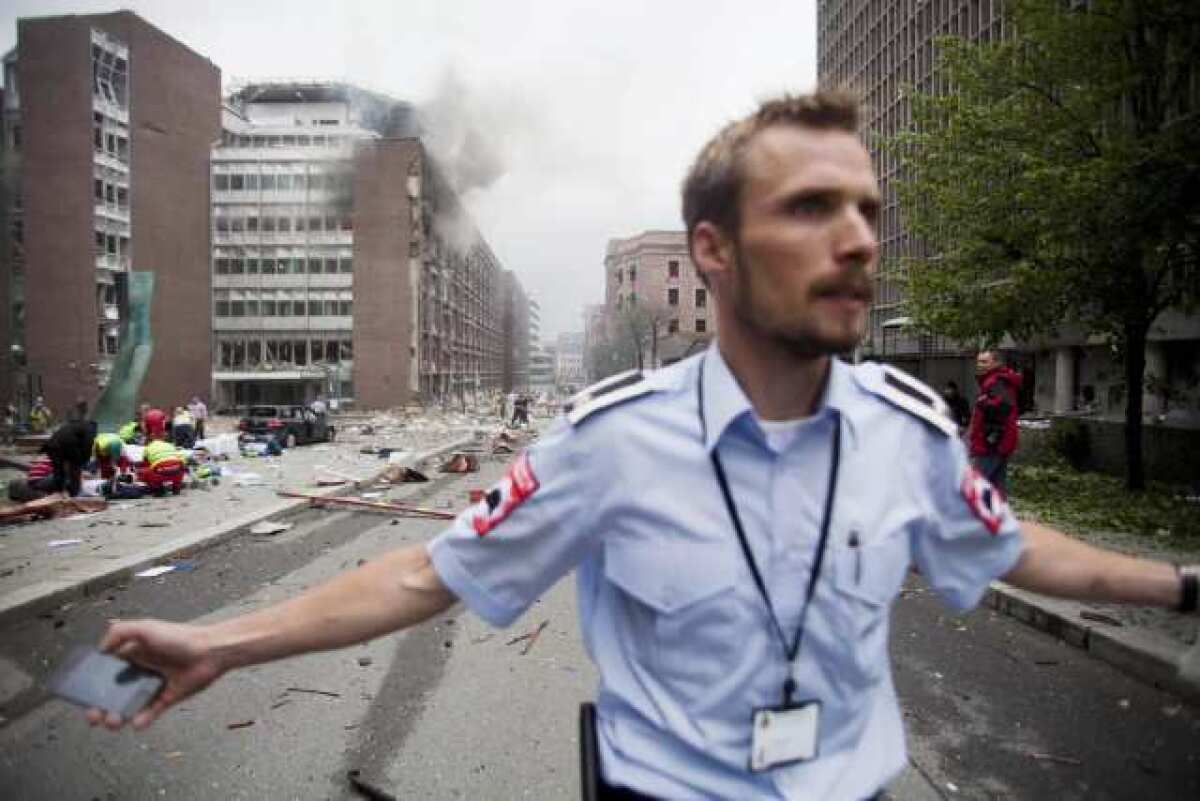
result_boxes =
[92,91,1197,801]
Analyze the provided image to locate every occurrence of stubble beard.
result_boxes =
[730,246,865,360]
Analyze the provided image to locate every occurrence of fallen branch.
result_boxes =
[506,619,550,655]
[285,686,342,698]
[276,491,455,520]
[1028,752,1082,766]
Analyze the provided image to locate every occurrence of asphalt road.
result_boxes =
[0,455,1196,800]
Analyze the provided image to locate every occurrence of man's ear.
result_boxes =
[690,221,735,288]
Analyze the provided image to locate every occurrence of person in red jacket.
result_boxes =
[967,350,1022,494]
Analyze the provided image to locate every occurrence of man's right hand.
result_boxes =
[86,619,224,731]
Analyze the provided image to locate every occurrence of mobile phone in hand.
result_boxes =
[46,646,165,718]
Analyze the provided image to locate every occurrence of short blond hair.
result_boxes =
[681,90,861,245]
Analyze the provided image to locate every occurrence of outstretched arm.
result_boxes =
[91,543,457,730]
[1004,521,1182,608]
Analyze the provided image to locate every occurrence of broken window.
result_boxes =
[669,260,680,278]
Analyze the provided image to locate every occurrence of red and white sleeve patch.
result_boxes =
[471,451,541,537]
[960,466,1007,535]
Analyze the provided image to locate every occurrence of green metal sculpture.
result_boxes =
[93,271,154,432]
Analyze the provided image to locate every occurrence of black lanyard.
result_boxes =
[698,361,842,705]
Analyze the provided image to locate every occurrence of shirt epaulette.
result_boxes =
[563,369,654,426]
[857,364,957,437]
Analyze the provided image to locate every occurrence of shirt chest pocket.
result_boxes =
[825,527,910,687]
[604,538,745,699]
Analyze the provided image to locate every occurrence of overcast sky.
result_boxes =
[0,1,818,339]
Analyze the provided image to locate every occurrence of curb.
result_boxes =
[0,433,477,627]
[983,581,1200,704]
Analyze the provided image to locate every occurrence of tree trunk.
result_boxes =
[1123,320,1148,491]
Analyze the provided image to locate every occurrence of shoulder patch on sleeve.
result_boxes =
[866,365,957,437]
[563,370,653,425]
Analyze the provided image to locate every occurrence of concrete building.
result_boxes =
[603,230,712,368]
[0,12,220,416]
[817,1,1199,421]
[501,270,531,393]
[553,331,585,394]
[210,81,510,410]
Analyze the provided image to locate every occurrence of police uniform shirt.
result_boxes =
[428,345,1024,801]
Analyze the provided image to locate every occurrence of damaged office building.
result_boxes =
[211,80,523,410]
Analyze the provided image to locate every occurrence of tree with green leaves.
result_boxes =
[889,0,1200,490]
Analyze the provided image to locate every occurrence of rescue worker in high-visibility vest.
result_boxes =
[141,405,168,442]
[92,432,130,479]
[118,420,141,444]
[143,439,176,467]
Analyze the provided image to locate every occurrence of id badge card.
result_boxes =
[749,700,821,772]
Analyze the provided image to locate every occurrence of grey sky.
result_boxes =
[1,1,818,339]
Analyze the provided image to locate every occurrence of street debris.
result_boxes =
[380,465,428,483]
[1079,610,1124,627]
[347,769,397,801]
[226,719,255,730]
[47,539,84,548]
[232,472,266,487]
[277,491,455,519]
[0,496,107,526]
[135,565,177,578]
[357,656,373,667]
[439,453,479,473]
[249,520,293,536]
[285,686,341,698]
[138,520,170,528]
[507,619,549,655]
[1028,752,1082,766]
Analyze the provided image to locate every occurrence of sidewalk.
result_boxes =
[0,423,478,627]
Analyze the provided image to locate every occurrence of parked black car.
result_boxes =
[237,405,336,447]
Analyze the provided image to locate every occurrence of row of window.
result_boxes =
[95,230,130,257]
[93,114,129,161]
[614,259,682,283]
[666,319,706,334]
[213,172,352,193]
[219,132,351,149]
[215,299,352,318]
[93,179,129,209]
[215,256,353,275]
[214,214,352,234]
[217,338,353,369]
